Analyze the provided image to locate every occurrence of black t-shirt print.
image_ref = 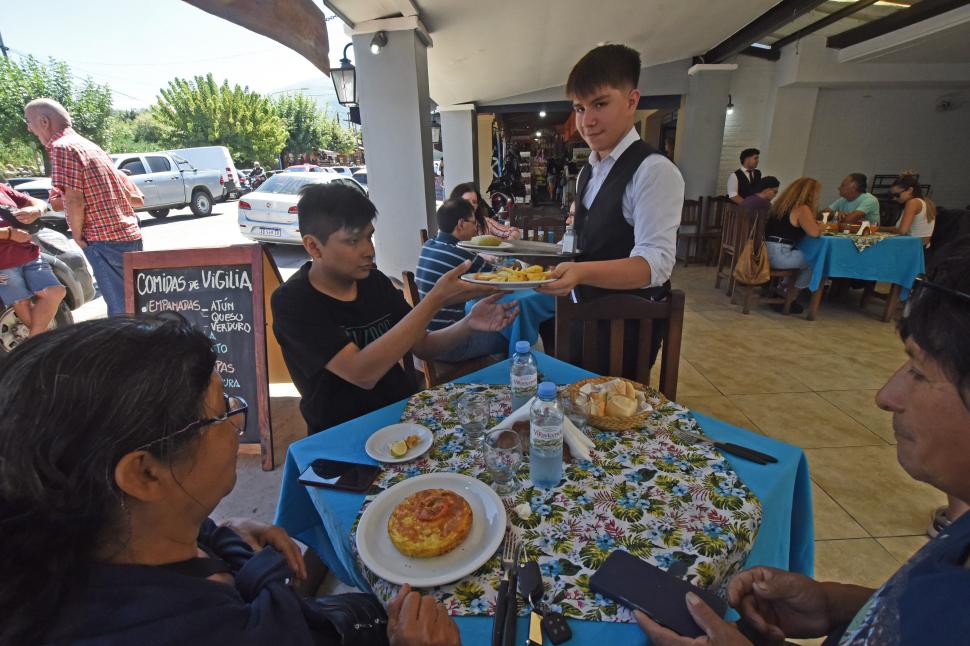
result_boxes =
[270,263,418,433]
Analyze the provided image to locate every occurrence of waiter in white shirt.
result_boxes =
[540,44,684,370]
[727,148,762,205]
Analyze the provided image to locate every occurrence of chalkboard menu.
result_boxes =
[124,245,279,469]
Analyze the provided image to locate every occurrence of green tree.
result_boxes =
[273,93,323,158]
[107,110,167,154]
[318,111,357,154]
[0,55,113,173]
[151,74,287,163]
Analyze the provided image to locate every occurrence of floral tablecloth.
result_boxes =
[826,231,895,252]
[351,384,762,623]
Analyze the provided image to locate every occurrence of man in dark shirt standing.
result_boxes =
[271,184,518,433]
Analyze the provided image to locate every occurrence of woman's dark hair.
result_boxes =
[298,182,377,244]
[435,197,474,234]
[899,236,970,407]
[891,172,925,199]
[0,316,217,644]
[449,182,490,232]
[566,44,641,99]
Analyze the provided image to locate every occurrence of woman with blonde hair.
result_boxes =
[890,173,936,247]
[764,177,826,313]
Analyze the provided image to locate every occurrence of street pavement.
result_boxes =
[74,200,310,322]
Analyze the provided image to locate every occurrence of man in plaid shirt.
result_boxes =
[25,98,142,316]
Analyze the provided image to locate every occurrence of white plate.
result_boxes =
[456,240,514,251]
[460,273,555,289]
[365,423,433,463]
[355,472,507,588]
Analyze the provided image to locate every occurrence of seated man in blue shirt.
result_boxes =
[636,237,970,646]
[830,173,881,225]
[415,198,511,362]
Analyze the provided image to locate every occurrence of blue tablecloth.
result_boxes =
[800,235,924,296]
[465,288,556,355]
[275,353,813,645]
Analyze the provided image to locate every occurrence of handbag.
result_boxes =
[733,214,771,285]
[308,592,390,646]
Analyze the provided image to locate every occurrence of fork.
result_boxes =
[491,529,519,646]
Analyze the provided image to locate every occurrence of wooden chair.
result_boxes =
[521,215,565,242]
[703,196,733,266]
[419,228,429,244]
[713,200,743,295]
[400,271,502,387]
[675,198,704,267]
[729,210,801,315]
[553,291,685,400]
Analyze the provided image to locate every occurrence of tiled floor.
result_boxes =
[214,263,938,605]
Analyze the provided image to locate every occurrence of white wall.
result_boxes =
[716,56,776,196]
[804,87,970,209]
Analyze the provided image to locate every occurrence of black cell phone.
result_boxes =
[298,458,381,492]
[589,550,728,638]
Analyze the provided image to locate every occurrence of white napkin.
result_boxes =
[490,397,593,461]
[821,211,831,225]
[857,221,869,236]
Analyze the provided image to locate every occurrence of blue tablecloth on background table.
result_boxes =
[275,353,814,645]
[464,288,555,355]
[800,235,924,295]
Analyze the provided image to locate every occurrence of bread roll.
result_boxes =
[589,392,606,416]
[605,394,637,417]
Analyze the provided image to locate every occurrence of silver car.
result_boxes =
[237,172,367,244]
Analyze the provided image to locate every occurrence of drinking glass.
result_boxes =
[870,222,880,233]
[562,392,589,433]
[458,392,489,449]
[483,428,523,496]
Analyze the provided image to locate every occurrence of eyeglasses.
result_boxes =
[890,191,906,199]
[912,274,970,305]
[136,394,248,450]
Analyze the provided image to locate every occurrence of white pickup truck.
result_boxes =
[110,152,224,218]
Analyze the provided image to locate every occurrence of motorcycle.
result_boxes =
[248,171,266,191]
[0,208,96,352]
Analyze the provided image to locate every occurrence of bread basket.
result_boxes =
[564,376,668,432]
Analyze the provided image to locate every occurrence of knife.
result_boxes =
[501,569,518,646]
[678,427,778,464]
[491,578,508,646]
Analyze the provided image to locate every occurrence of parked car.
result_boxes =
[352,170,368,192]
[167,146,243,200]
[284,164,330,173]
[238,172,367,244]
[329,166,353,177]
[0,225,96,352]
[111,152,224,218]
[3,177,46,189]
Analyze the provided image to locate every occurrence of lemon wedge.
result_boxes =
[388,439,409,458]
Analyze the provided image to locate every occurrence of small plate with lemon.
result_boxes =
[365,423,433,464]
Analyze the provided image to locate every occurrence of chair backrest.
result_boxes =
[419,228,429,244]
[681,199,702,227]
[719,202,743,249]
[705,196,735,232]
[738,206,769,247]
[401,270,421,307]
[553,291,685,400]
[522,215,566,242]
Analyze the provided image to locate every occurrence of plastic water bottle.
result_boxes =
[530,382,563,488]
[510,341,537,412]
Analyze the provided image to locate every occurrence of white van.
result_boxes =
[166,146,241,200]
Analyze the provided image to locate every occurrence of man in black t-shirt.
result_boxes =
[271,183,519,433]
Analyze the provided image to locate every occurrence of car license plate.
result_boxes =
[257,227,281,237]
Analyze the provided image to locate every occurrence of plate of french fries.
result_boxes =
[460,264,556,289]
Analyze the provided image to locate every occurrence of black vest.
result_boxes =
[734,168,762,198]
[573,139,669,302]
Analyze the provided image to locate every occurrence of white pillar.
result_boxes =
[676,64,736,200]
[439,104,478,197]
[761,87,819,186]
[351,21,435,280]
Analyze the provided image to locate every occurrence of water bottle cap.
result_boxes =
[514,341,531,354]
[537,382,557,399]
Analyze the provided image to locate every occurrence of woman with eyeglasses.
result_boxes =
[0,316,459,646]
[889,173,936,247]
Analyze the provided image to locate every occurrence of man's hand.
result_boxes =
[465,293,519,332]
[387,584,461,646]
[73,235,88,249]
[8,228,31,244]
[566,200,575,226]
[12,207,42,224]
[221,518,307,582]
[536,261,585,297]
[726,567,832,642]
[635,593,753,646]
[426,260,498,306]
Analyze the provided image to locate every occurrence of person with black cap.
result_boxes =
[740,176,780,211]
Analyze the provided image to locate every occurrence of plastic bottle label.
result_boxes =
[511,373,537,391]
[532,424,562,443]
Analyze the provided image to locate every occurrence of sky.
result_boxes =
[2,0,353,111]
